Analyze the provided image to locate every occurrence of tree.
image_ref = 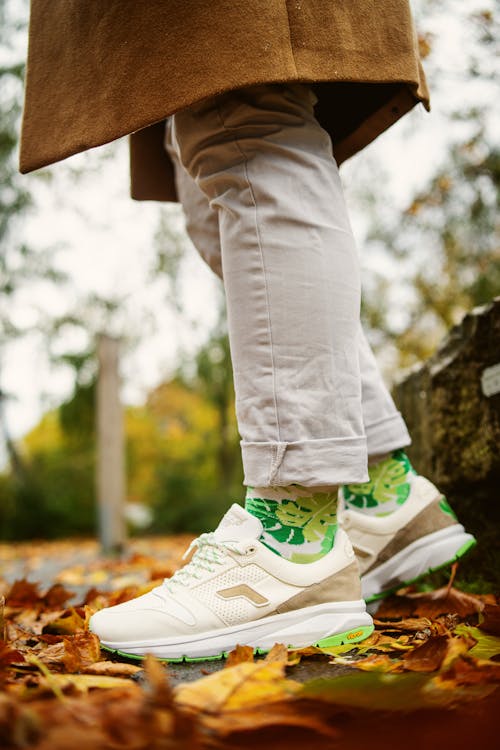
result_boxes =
[357,2,500,373]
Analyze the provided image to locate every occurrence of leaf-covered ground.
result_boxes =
[1,537,499,749]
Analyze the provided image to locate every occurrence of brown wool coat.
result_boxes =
[20,1,430,202]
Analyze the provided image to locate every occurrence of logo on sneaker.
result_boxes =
[216,584,269,607]
[347,630,364,640]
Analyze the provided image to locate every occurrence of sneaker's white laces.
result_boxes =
[160,532,244,593]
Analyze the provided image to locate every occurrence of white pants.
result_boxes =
[165,83,410,488]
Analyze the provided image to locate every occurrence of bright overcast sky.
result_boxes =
[0,0,496,466]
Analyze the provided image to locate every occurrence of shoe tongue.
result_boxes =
[214,503,263,542]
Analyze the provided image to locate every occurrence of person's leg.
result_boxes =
[89,83,378,659]
[172,84,368,488]
[166,113,475,606]
[170,83,370,564]
[166,114,412,466]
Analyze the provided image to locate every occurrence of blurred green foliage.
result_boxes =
[0,322,243,540]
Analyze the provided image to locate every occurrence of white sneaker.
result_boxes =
[339,476,476,602]
[89,504,373,661]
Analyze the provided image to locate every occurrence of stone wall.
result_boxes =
[392,298,500,588]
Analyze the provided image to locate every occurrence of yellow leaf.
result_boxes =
[175,660,300,712]
[42,607,90,635]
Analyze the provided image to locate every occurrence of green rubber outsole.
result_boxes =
[99,624,375,664]
[364,537,477,604]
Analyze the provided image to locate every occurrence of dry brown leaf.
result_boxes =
[479,602,500,637]
[35,641,67,669]
[0,641,25,669]
[82,660,142,677]
[403,635,450,672]
[62,632,101,671]
[5,579,41,609]
[35,633,101,672]
[42,584,74,609]
[377,586,485,620]
[225,644,255,667]
[374,617,434,632]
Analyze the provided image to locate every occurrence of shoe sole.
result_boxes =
[362,525,477,603]
[94,600,374,662]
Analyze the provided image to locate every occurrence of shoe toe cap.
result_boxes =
[89,591,201,643]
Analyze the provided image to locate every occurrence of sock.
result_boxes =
[245,484,338,563]
[342,449,417,517]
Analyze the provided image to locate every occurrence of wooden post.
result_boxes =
[96,334,126,555]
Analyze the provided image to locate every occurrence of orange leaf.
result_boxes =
[225,644,255,667]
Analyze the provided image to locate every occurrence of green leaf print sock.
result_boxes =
[342,449,417,517]
[245,485,338,563]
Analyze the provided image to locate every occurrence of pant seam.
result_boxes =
[215,99,282,445]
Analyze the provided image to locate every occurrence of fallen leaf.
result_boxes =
[374,616,434,632]
[175,659,300,712]
[225,644,255,667]
[263,642,289,663]
[200,699,338,739]
[42,584,74,609]
[377,586,484,619]
[403,635,450,672]
[0,596,5,641]
[455,625,500,661]
[35,633,101,672]
[334,653,403,673]
[144,653,174,707]
[42,607,89,635]
[82,660,142,677]
[0,642,25,669]
[38,672,135,693]
[479,602,500,636]
[302,672,433,710]
[5,580,41,609]
[437,654,500,687]
[62,632,101,671]
[440,632,477,671]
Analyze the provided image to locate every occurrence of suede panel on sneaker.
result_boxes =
[364,499,458,574]
[274,560,361,614]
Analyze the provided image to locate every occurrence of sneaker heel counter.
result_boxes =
[276,559,362,614]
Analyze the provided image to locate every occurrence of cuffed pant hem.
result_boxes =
[364,412,411,456]
[241,436,369,488]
